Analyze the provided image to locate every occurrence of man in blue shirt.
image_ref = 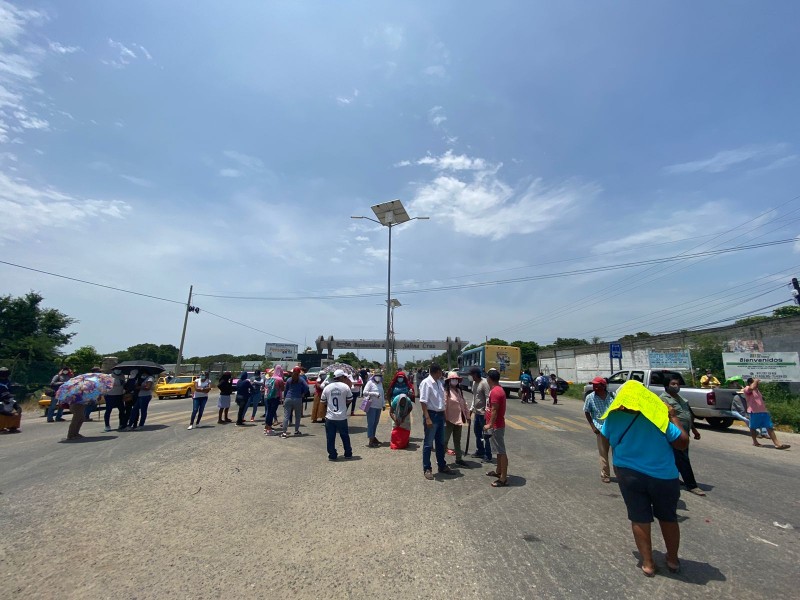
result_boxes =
[583,377,615,483]
[602,398,689,577]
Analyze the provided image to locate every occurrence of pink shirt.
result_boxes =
[743,387,767,413]
[444,387,468,425]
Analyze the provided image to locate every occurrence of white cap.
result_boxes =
[333,369,346,378]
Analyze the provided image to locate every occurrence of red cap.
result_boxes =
[591,377,607,386]
[292,366,302,373]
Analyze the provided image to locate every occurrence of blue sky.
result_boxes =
[2,1,799,362]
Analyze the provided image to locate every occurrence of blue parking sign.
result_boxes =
[609,343,622,359]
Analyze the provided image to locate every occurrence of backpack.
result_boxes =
[264,377,277,400]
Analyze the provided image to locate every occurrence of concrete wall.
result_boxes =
[537,315,800,383]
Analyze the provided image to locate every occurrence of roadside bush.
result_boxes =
[759,383,800,433]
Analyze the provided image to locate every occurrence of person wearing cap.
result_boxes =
[583,376,616,483]
[699,370,720,389]
[419,363,454,480]
[321,369,354,460]
[0,387,22,433]
[443,371,470,466]
[281,366,309,438]
[362,371,385,447]
[469,367,492,463]
[484,369,509,487]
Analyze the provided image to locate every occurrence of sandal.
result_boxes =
[491,479,508,487]
[486,471,499,477]
[641,566,656,578]
[666,560,681,574]
[776,444,791,450]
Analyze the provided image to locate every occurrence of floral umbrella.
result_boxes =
[319,363,358,379]
[55,373,114,406]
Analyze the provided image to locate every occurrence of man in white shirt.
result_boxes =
[419,363,454,480]
[321,369,354,460]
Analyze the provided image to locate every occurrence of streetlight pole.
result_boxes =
[351,199,428,377]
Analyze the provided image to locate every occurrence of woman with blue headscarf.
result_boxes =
[235,371,253,426]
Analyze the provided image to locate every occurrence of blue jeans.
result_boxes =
[128,395,152,428]
[422,410,447,472]
[473,413,492,460]
[248,391,262,419]
[191,396,208,424]
[325,418,352,459]
[366,407,381,439]
[104,394,124,428]
[283,397,302,433]
[265,397,280,426]
[47,396,64,421]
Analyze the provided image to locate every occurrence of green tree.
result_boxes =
[0,292,76,363]
[553,337,589,348]
[734,316,771,326]
[114,343,179,364]
[335,351,360,366]
[691,335,724,376]
[65,345,102,374]
[486,338,509,346]
[771,305,800,318]
[510,340,540,368]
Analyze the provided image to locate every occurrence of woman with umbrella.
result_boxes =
[55,373,114,440]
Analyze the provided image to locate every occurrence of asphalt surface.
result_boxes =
[1,392,798,599]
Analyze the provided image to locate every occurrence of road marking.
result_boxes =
[511,415,565,431]
[533,415,584,432]
[546,415,588,432]
[503,417,527,430]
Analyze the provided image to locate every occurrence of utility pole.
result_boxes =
[175,285,193,376]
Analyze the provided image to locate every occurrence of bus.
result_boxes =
[457,344,522,397]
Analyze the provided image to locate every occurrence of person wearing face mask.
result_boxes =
[104,367,127,432]
[584,377,617,483]
[362,371,385,447]
[388,371,414,405]
[47,366,72,422]
[660,377,706,496]
[188,372,211,430]
[127,370,155,430]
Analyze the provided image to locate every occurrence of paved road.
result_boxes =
[1,393,798,599]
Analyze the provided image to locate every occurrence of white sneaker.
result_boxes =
[187,424,193,430]
[104,426,112,432]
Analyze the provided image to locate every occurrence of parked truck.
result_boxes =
[583,369,741,429]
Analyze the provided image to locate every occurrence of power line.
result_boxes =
[0,259,186,306]
[0,259,299,346]
[192,238,796,301]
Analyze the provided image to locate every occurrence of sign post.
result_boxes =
[609,343,623,373]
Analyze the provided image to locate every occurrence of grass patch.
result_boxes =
[760,383,800,433]
[561,383,588,401]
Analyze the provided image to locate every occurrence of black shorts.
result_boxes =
[616,467,680,523]
[104,394,123,409]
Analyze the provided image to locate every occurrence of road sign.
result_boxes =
[609,343,622,359]
[648,350,692,370]
[723,352,800,382]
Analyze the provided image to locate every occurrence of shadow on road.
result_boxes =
[138,424,169,431]
[348,426,367,434]
[640,551,727,585]
[58,435,117,443]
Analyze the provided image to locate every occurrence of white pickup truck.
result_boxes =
[583,369,741,429]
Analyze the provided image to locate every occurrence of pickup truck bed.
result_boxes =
[583,369,741,429]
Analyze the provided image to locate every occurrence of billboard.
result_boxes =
[722,352,800,382]
[648,350,692,370]
[264,343,298,361]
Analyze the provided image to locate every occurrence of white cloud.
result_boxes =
[355,235,369,242]
[103,38,152,69]
[364,246,389,261]
[428,106,447,128]
[120,174,154,187]
[219,168,242,178]
[406,151,600,240]
[336,89,360,106]
[423,65,446,78]
[365,25,404,51]
[48,41,80,55]
[0,171,131,242]
[664,144,790,174]
[401,149,489,172]
[12,109,48,130]
[222,150,264,171]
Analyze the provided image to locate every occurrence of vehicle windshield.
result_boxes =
[171,376,194,384]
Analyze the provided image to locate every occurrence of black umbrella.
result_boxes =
[112,360,165,375]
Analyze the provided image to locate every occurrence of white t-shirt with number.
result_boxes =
[322,382,353,421]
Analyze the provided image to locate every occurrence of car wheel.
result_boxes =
[706,417,734,429]
[184,389,192,398]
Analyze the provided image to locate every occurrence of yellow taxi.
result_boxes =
[155,375,197,399]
